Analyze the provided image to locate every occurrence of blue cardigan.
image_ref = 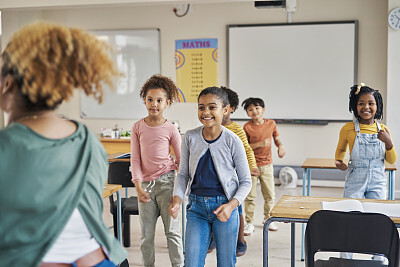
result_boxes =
[174,126,252,204]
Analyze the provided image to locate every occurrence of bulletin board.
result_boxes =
[228,21,358,122]
[80,29,161,119]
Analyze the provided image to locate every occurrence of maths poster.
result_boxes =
[175,39,218,102]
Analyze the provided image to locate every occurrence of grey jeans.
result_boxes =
[138,171,183,267]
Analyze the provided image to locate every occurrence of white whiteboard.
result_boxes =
[228,21,357,121]
[80,29,160,119]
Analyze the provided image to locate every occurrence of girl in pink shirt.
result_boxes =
[131,75,183,267]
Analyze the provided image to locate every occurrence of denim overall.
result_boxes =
[343,120,386,199]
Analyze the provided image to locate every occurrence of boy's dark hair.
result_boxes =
[220,86,239,113]
[198,86,229,107]
[241,97,265,111]
[140,74,178,103]
[349,84,383,120]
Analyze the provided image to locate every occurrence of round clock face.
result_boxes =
[389,8,400,30]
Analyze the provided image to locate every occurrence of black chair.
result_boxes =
[108,161,139,247]
[305,210,400,267]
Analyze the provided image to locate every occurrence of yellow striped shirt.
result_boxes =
[225,122,258,170]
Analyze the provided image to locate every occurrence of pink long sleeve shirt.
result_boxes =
[130,119,181,183]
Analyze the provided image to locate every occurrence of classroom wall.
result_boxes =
[387,0,400,197]
[0,0,391,170]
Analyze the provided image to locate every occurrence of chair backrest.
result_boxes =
[305,210,400,267]
[108,161,135,188]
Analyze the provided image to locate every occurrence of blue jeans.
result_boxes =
[185,194,239,267]
[72,259,117,267]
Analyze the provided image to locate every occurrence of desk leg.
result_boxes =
[116,191,123,245]
[291,223,295,267]
[393,171,396,200]
[307,169,311,196]
[301,168,311,261]
[390,170,396,200]
[182,198,186,252]
[263,218,272,267]
[302,168,307,196]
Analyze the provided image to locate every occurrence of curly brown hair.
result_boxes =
[139,74,178,104]
[1,22,120,111]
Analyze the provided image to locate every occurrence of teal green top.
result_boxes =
[0,121,127,266]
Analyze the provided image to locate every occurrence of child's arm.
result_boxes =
[379,126,397,164]
[249,138,271,150]
[335,125,348,171]
[273,136,285,158]
[234,125,259,176]
[169,132,191,217]
[170,126,182,166]
[131,124,151,202]
[230,136,252,205]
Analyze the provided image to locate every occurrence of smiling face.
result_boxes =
[144,88,170,118]
[356,92,377,124]
[245,104,265,123]
[198,93,228,130]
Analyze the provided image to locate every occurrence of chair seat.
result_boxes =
[315,257,387,267]
[111,197,139,215]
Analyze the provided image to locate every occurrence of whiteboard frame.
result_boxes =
[227,21,358,123]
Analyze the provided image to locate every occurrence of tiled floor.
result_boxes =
[102,185,346,266]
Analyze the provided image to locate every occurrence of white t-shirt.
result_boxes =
[42,208,100,263]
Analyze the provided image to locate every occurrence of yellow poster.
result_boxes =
[175,39,218,102]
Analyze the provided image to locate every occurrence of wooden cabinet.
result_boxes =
[100,137,130,155]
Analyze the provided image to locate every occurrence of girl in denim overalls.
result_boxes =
[335,84,397,200]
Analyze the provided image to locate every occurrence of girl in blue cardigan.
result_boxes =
[169,87,252,266]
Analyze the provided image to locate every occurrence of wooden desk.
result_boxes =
[108,153,130,162]
[263,195,400,267]
[302,158,397,200]
[100,137,130,155]
[103,184,122,198]
[103,184,123,245]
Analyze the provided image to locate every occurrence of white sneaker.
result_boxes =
[268,222,278,231]
[244,223,255,236]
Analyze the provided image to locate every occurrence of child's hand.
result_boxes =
[277,145,285,158]
[169,196,182,219]
[378,128,393,150]
[250,168,260,176]
[213,199,238,222]
[137,188,150,203]
[335,160,348,171]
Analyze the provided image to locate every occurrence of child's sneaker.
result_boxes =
[244,223,254,236]
[268,222,278,231]
[236,241,247,257]
[207,236,216,253]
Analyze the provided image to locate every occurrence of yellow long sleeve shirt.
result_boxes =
[335,121,397,164]
[225,122,258,170]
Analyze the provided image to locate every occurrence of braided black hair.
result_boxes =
[241,97,265,111]
[349,84,383,120]
[198,86,229,107]
[220,86,239,113]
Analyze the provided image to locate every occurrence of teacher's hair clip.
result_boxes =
[355,82,365,95]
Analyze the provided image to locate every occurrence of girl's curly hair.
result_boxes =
[139,74,179,104]
[1,22,120,111]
